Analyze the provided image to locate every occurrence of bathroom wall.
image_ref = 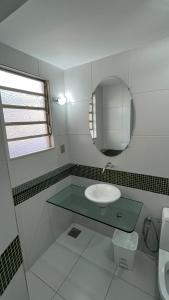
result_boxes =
[15,177,74,270]
[65,36,169,179]
[0,42,70,187]
[0,121,29,299]
[0,42,73,271]
[65,36,169,254]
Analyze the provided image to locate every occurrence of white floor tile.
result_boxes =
[82,233,116,273]
[116,251,158,297]
[106,277,155,300]
[26,271,55,300]
[58,257,112,300]
[31,243,79,291]
[52,294,65,300]
[56,223,95,254]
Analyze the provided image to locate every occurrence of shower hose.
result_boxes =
[142,217,159,253]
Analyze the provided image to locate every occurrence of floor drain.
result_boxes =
[68,227,81,238]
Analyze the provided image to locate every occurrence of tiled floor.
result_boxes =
[27,223,159,300]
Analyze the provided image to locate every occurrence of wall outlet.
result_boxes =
[60,144,65,153]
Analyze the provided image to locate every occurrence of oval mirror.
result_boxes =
[89,77,133,157]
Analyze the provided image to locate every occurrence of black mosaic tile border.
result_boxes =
[70,164,169,196]
[0,236,23,296]
[13,162,169,207]
[13,163,74,206]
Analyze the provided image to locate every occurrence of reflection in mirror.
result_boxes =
[89,77,132,157]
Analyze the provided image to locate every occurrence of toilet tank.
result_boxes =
[160,208,169,251]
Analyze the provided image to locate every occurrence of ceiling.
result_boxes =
[0,0,169,69]
[0,0,28,22]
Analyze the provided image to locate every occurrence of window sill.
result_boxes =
[9,146,56,161]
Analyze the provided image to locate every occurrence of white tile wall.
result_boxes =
[68,134,127,169]
[0,158,18,254]
[0,126,18,254]
[15,176,74,270]
[125,136,169,177]
[0,43,72,298]
[0,42,39,76]
[67,101,89,134]
[133,90,169,136]
[9,146,69,187]
[65,36,169,179]
[0,54,29,296]
[0,42,70,187]
[64,63,92,101]
[92,51,130,90]
[129,38,169,93]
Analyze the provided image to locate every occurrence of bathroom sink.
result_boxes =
[84,183,121,207]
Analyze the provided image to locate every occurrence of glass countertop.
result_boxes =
[47,184,143,233]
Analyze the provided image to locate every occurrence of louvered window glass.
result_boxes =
[0,69,53,158]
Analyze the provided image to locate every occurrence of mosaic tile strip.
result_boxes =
[13,164,74,206]
[13,162,169,207]
[13,163,73,196]
[70,164,169,196]
[0,236,23,296]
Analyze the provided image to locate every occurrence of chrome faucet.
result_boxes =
[102,162,114,175]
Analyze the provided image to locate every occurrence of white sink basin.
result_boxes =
[84,183,121,207]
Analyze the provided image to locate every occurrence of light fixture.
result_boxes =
[53,93,67,105]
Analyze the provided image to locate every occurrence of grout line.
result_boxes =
[51,292,66,300]
[29,270,56,293]
[57,226,117,300]
[55,254,81,294]
[116,275,158,299]
[29,225,158,300]
[80,230,96,255]
[133,88,169,95]
[54,225,96,298]
[103,264,118,300]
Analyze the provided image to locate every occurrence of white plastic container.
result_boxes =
[112,229,138,270]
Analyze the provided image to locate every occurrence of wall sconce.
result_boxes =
[53,94,67,105]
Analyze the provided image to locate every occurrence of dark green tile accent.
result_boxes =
[0,236,23,296]
[70,164,169,196]
[13,164,74,206]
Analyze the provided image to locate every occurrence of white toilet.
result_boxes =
[158,208,169,300]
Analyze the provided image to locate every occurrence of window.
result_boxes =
[89,94,97,139]
[0,68,53,158]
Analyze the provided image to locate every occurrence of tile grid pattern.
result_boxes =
[0,236,23,296]
[28,225,158,300]
[13,163,169,207]
[55,229,95,295]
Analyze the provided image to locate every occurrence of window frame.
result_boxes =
[0,66,54,159]
[89,93,97,140]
